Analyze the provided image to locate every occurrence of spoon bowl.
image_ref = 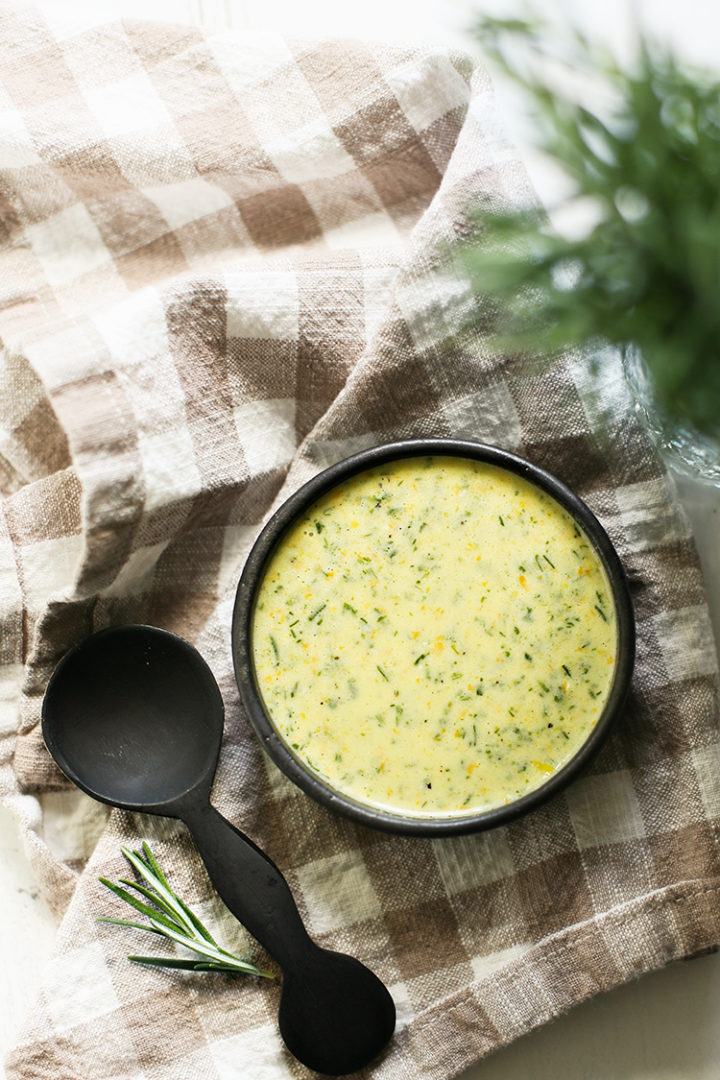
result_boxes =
[42,624,395,1076]
[42,626,223,811]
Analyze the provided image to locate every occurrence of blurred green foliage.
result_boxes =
[462,12,720,434]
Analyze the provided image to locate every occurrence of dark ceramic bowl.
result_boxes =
[232,439,635,836]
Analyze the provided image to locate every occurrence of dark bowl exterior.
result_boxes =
[232,439,635,836]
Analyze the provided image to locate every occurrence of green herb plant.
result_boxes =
[462,9,720,436]
[98,842,275,979]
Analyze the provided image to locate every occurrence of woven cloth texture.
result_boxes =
[1,4,720,1078]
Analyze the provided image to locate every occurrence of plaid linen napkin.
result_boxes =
[1,4,720,1077]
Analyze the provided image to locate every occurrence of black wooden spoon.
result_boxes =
[41,624,395,1076]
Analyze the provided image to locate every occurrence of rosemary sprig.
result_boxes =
[98,841,275,979]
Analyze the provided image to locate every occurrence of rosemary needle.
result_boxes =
[98,841,275,979]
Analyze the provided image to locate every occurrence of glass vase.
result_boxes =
[622,346,720,487]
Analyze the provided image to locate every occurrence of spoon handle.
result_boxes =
[181,801,313,967]
[182,800,395,1075]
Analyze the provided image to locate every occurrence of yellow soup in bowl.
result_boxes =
[251,455,618,819]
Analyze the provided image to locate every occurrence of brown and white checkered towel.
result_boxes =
[1,4,719,1078]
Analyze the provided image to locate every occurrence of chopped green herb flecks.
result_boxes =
[252,455,617,819]
[269,635,279,665]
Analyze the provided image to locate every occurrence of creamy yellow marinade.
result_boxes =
[252,456,617,817]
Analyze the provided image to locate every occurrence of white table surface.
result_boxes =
[2,1,720,1077]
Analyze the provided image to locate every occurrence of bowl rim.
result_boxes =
[232,438,635,836]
